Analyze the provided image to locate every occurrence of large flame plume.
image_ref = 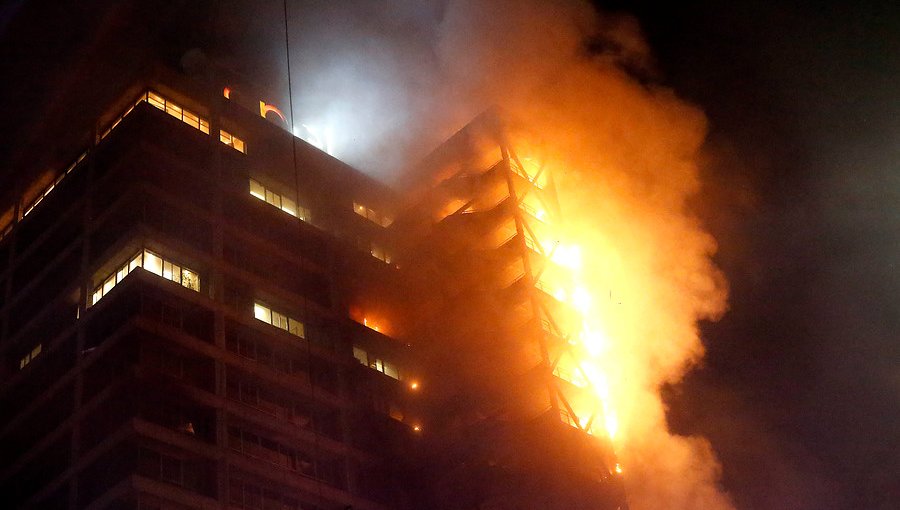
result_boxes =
[435,2,732,506]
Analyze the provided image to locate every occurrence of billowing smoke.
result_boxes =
[240,0,733,507]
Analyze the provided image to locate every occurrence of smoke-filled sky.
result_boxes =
[210,1,900,508]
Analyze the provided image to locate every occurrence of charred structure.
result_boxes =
[0,3,626,509]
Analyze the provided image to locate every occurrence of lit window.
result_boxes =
[352,345,401,380]
[280,196,298,217]
[353,201,392,227]
[102,275,116,295]
[288,318,304,338]
[265,189,281,209]
[128,253,140,272]
[353,347,368,365]
[144,250,163,276]
[247,178,310,221]
[165,102,182,120]
[182,110,200,129]
[148,92,166,110]
[89,249,200,307]
[253,302,304,339]
[371,244,392,264]
[254,303,271,323]
[143,91,210,136]
[272,311,289,331]
[19,343,42,370]
[249,179,265,200]
[182,268,199,292]
[383,362,400,380]
[220,130,246,153]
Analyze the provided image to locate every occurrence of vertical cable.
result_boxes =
[283,1,327,507]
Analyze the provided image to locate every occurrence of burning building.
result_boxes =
[0,3,630,509]
[0,0,739,508]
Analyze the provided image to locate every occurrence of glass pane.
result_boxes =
[166,103,182,119]
[233,137,245,153]
[352,347,367,365]
[281,196,298,217]
[182,268,199,291]
[129,253,142,271]
[220,131,232,145]
[143,250,163,276]
[383,362,400,380]
[92,288,103,305]
[272,311,289,331]
[163,260,173,280]
[148,92,165,110]
[249,179,265,200]
[116,265,128,283]
[254,303,271,323]
[199,119,210,134]
[102,275,116,295]
[265,190,280,208]
[182,110,200,129]
[288,318,304,338]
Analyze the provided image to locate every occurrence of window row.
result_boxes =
[137,447,211,494]
[370,243,392,264]
[229,477,318,510]
[18,343,42,370]
[227,331,308,379]
[353,201,392,227]
[145,91,210,134]
[91,249,200,306]
[99,92,144,141]
[22,150,87,219]
[228,426,318,477]
[220,130,247,153]
[13,89,190,231]
[249,178,310,221]
[254,302,305,338]
[146,90,246,154]
[352,346,401,380]
[2,89,247,244]
[226,375,305,423]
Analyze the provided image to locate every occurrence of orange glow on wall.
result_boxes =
[259,100,287,125]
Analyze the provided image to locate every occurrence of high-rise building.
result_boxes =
[0,3,626,509]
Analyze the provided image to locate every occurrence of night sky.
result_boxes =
[602,1,900,508]
[0,1,897,508]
